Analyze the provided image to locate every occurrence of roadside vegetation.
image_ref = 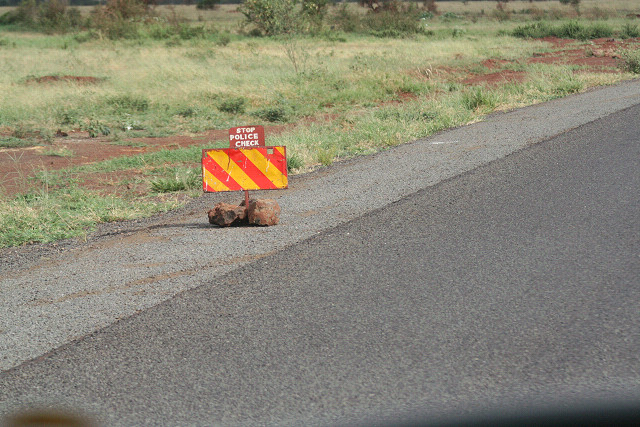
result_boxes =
[1,0,639,247]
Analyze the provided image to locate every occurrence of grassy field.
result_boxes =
[1,0,639,247]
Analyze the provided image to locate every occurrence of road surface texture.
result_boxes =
[1,80,639,425]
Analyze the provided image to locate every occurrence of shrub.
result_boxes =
[253,105,287,122]
[511,22,552,39]
[557,21,612,40]
[238,0,330,35]
[328,3,362,33]
[585,7,612,20]
[150,168,200,193]
[103,20,140,39]
[1,0,83,32]
[584,22,613,39]
[177,23,206,40]
[461,87,496,111]
[424,0,437,14]
[108,95,150,113]
[196,0,220,10]
[286,150,303,171]
[300,0,329,32]
[512,21,613,41]
[90,0,148,39]
[11,0,38,25]
[361,4,428,38]
[620,48,640,74]
[238,0,300,35]
[218,97,247,114]
[97,0,147,21]
[441,12,460,22]
[85,121,111,138]
[216,33,231,46]
[621,23,640,39]
[557,21,584,38]
[492,3,511,23]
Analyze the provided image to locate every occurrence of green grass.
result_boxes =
[108,139,148,147]
[511,20,618,40]
[620,47,640,74]
[150,167,201,193]
[0,136,38,148]
[40,146,74,157]
[0,186,180,248]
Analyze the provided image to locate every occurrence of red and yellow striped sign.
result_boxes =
[202,146,288,192]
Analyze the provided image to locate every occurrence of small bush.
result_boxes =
[196,0,220,10]
[451,27,465,38]
[178,24,206,40]
[216,33,231,46]
[1,0,83,32]
[585,7,612,20]
[511,21,552,39]
[621,23,640,39]
[108,95,150,113]
[585,22,613,39]
[100,19,140,39]
[441,12,460,22]
[361,5,427,38]
[85,121,111,138]
[176,107,196,118]
[552,74,583,95]
[424,0,437,14]
[620,48,640,74]
[300,0,330,32]
[150,168,200,193]
[238,0,300,35]
[90,0,149,39]
[286,150,303,171]
[328,3,362,33]
[329,1,426,37]
[10,0,38,26]
[557,21,584,38]
[253,105,287,122]
[316,148,334,166]
[218,97,247,114]
[512,21,613,41]
[492,3,511,23]
[96,0,147,21]
[461,87,496,111]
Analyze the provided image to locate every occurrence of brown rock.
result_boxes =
[247,199,280,226]
[208,202,247,227]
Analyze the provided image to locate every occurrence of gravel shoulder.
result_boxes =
[2,78,640,372]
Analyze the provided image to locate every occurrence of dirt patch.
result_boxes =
[466,37,640,86]
[481,59,514,70]
[26,75,103,85]
[462,70,527,87]
[527,37,639,70]
[0,126,292,197]
[538,36,575,49]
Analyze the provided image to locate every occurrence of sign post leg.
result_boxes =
[244,190,250,214]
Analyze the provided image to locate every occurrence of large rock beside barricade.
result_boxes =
[208,202,247,227]
[247,199,281,226]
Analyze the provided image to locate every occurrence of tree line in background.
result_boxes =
[0,0,591,39]
[0,0,445,38]
[0,0,579,6]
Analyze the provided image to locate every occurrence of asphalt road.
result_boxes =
[1,101,639,424]
[3,80,640,374]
